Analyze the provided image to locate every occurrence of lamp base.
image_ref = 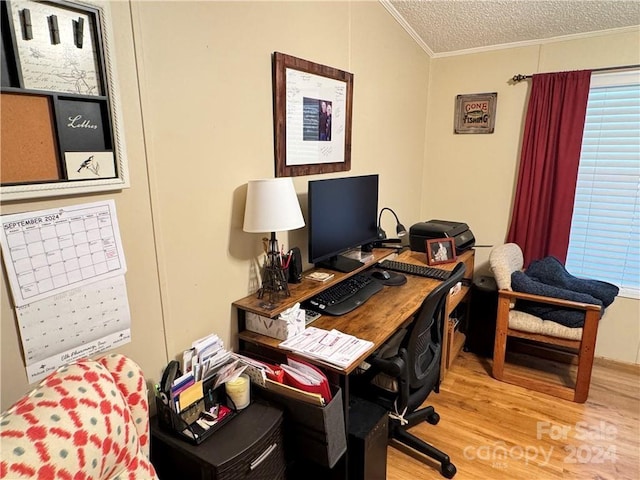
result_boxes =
[256,234,290,306]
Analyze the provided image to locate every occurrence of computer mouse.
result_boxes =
[372,270,391,280]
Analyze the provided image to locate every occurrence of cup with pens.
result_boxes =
[258,239,295,306]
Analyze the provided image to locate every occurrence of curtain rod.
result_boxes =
[511,64,640,83]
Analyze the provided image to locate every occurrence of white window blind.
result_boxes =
[566,70,640,299]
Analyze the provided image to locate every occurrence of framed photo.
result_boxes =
[426,238,457,266]
[454,92,497,134]
[273,52,353,177]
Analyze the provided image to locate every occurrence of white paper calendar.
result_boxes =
[1,200,131,383]
[0,200,126,307]
[17,275,131,383]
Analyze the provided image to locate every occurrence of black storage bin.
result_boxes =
[466,275,498,357]
[255,384,347,469]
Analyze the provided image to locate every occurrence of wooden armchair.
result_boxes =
[489,243,602,403]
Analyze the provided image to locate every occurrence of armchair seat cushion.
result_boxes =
[509,310,583,341]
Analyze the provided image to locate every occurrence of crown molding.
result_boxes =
[379,0,435,57]
[379,0,639,60]
[431,25,640,58]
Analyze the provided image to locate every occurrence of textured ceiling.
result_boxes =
[383,0,640,56]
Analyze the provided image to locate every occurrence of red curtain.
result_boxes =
[507,70,592,267]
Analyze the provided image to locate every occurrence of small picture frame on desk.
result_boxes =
[426,238,457,266]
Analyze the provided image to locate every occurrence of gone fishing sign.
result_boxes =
[454,92,497,134]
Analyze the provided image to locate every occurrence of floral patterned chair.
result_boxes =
[1,354,158,480]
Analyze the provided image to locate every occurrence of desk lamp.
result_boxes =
[243,178,305,306]
[377,207,407,244]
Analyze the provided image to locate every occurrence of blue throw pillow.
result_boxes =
[525,256,619,307]
[511,271,603,328]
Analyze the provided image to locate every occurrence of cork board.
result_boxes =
[1,93,61,184]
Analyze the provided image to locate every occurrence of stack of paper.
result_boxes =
[281,357,332,402]
[232,353,284,386]
[183,333,232,382]
[279,327,374,369]
[233,353,328,406]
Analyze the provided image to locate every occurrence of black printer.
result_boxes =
[409,220,475,254]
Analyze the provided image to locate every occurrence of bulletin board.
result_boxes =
[0,0,129,201]
[1,92,60,183]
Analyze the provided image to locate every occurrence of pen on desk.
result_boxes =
[283,250,292,269]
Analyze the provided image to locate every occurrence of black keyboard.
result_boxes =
[378,259,451,280]
[304,273,383,316]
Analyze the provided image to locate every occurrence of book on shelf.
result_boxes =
[305,271,334,282]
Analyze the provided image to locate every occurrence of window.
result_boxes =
[566,70,640,299]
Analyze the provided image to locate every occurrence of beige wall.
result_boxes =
[1,2,638,409]
[1,0,429,409]
[423,30,640,363]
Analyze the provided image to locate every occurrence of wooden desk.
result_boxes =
[235,248,474,378]
[233,248,474,477]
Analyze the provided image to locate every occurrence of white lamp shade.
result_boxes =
[243,178,305,233]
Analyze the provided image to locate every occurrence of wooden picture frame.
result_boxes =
[426,238,457,266]
[0,0,129,201]
[454,92,497,134]
[273,52,353,177]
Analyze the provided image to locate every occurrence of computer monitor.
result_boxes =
[308,174,379,273]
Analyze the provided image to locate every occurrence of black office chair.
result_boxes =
[355,262,466,479]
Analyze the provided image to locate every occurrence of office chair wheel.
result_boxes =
[441,462,457,478]
[427,412,440,425]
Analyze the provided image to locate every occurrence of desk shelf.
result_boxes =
[233,249,395,319]
[441,250,474,380]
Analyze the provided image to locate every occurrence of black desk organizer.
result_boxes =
[155,386,237,445]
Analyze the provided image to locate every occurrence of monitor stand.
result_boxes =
[317,255,364,273]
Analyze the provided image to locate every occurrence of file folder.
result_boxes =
[282,357,332,403]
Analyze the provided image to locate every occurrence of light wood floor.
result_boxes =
[386,351,640,480]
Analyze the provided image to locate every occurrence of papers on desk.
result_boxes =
[183,333,233,382]
[233,352,331,406]
[279,327,374,369]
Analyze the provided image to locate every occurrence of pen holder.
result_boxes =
[155,386,236,445]
[259,259,290,305]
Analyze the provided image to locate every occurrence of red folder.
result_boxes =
[265,364,284,383]
[282,357,332,403]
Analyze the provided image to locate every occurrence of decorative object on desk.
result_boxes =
[272,52,353,177]
[243,178,305,306]
[305,271,335,282]
[376,207,408,245]
[454,92,497,134]
[225,374,251,410]
[426,237,457,266]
